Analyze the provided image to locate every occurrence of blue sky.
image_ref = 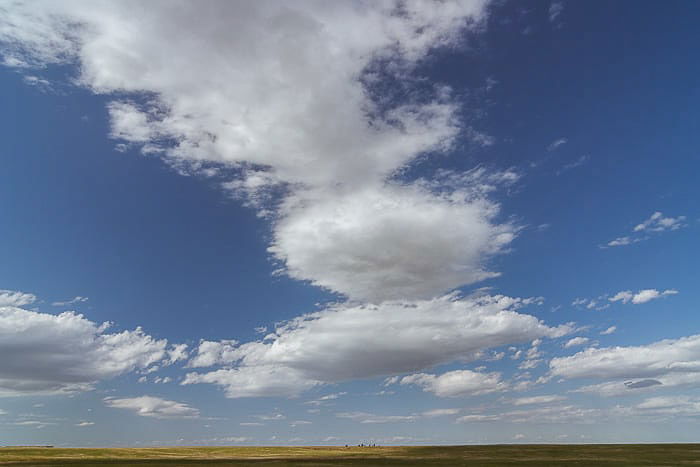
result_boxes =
[1,0,699,446]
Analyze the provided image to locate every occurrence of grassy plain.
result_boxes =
[1,444,699,466]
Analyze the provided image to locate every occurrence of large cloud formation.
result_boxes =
[0,1,576,400]
[0,304,184,396]
[183,294,570,397]
[0,0,516,303]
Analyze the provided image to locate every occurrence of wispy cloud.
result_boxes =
[51,296,88,307]
[604,212,686,248]
[556,155,589,175]
[547,137,567,151]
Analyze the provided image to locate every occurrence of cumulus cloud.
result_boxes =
[0,305,180,396]
[550,334,700,393]
[609,289,678,305]
[270,183,516,301]
[0,289,37,308]
[605,212,686,248]
[104,395,199,419]
[0,0,522,303]
[184,294,571,398]
[600,326,616,335]
[563,337,590,348]
[187,340,239,368]
[399,369,506,397]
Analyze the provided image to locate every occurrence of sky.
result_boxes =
[0,0,699,446]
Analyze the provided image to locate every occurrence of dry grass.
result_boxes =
[1,444,700,466]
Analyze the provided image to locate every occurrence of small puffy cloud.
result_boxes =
[187,340,238,368]
[600,326,617,335]
[564,337,590,348]
[167,343,189,365]
[0,289,37,308]
[104,396,199,419]
[0,305,180,396]
[183,294,570,398]
[399,369,507,398]
[571,298,609,311]
[609,289,678,305]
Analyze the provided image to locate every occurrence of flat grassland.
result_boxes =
[1,444,699,466]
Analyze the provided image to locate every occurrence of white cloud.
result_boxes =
[633,396,700,418]
[633,212,686,233]
[547,138,567,151]
[183,365,320,399]
[421,408,461,417]
[0,1,519,303]
[0,289,37,308]
[184,294,570,398]
[255,412,286,421]
[556,155,588,175]
[75,421,94,427]
[336,411,418,424]
[270,183,517,302]
[510,395,566,406]
[104,395,199,419]
[548,2,564,24]
[458,404,600,424]
[572,379,664,397]
[305,392,347,406]
[600,326,617,335]
[564,337,589,348]
[550,334,700,390]
[186,340,239,368]
[605,236,638,247]
[605,212,686,248]
[609,289,678,305]
[51,296,88,307]
[399,369,506,397]
[0,305,179,396]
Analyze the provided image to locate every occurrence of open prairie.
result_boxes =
[1,444,699,466]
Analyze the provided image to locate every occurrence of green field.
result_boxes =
[1,444,699,466]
